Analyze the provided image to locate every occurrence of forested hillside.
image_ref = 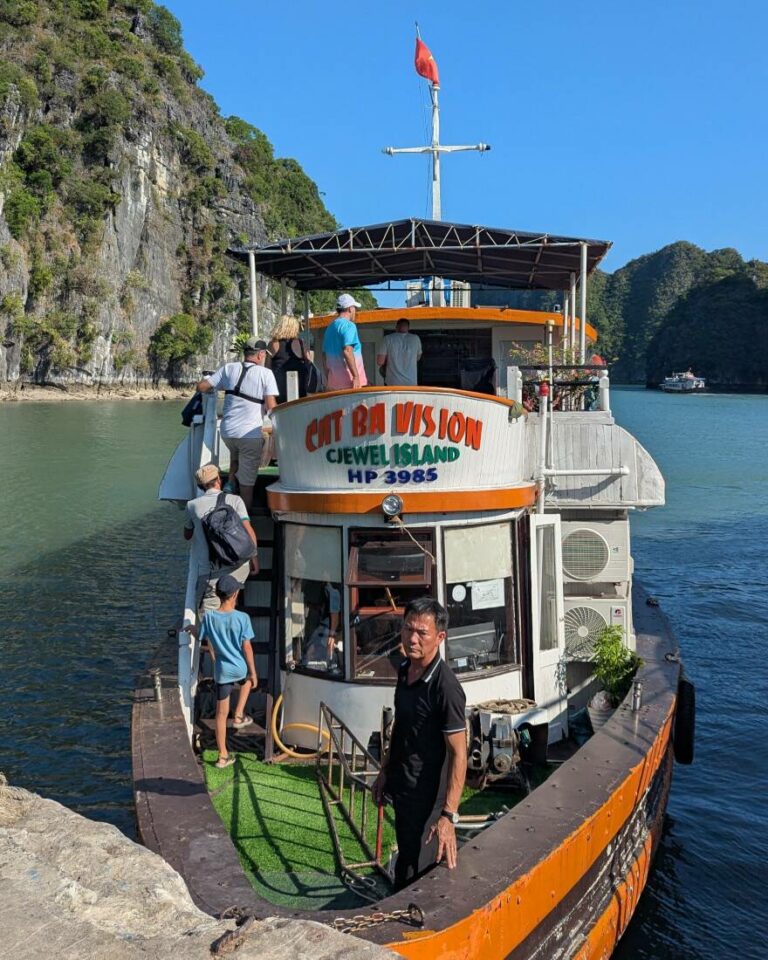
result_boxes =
[0,0,371,386]
[588,242,768,387]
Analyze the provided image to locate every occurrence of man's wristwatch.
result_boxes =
[440,809,460,825]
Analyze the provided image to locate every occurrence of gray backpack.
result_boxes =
[202,493,256,567]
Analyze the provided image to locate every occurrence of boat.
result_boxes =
[133,44,695,960]
[660,370,706,392]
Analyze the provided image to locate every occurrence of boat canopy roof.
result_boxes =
[228,218,612,292]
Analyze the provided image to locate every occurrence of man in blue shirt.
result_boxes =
[199,573,257,768]
[323,293,368,390]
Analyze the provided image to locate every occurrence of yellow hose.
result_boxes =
[270,693,330,760]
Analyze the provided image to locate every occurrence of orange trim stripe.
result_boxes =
[571,834,655,960]
[275,384,528,412]
[266,486,538,515]
[309,306,598,342]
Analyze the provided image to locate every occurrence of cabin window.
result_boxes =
[443,521,518,675]
[347,528,435,681]
[284,523,344,677]
[536,523,559,652]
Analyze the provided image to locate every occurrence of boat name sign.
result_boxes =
[272,390,527,492]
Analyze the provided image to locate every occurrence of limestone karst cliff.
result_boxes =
[0,0,351,387]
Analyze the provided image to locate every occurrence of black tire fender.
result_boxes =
[673,674,695,765]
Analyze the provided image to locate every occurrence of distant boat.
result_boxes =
[661,370,706,393]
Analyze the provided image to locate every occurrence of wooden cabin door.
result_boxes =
[529,514,567,742]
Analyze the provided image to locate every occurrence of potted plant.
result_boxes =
[587,626,642,732]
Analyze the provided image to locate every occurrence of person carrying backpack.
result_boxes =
[196,338,279,513]
[184,464,258,611]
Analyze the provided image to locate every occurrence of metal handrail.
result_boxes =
[516,363,609,370]
[316,702,394,900]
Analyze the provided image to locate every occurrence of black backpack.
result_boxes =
[201,493,256,567]
[282,338,319,397]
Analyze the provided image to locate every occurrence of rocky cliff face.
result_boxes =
[0,1,335,386]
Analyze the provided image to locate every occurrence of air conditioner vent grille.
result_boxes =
[562,529,610,581]
[564,605,609,659]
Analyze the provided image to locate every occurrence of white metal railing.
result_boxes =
[178,561,200,735]
[177,388,222,736]
[507,364,611,414]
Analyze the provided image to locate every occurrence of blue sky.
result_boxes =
[163,0,768,273]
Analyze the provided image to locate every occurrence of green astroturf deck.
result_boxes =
[203,751,397,909]
[203,749,529,910]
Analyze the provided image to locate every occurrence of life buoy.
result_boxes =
[673,675,695,765]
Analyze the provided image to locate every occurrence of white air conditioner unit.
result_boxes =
[560,520,630,584]
[563,598,631,661]
[406,282,426,308]
[451,280,471,308]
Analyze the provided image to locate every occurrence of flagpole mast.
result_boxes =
[383,30,490,307]
[431,83,441,221]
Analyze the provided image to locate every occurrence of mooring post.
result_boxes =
[150,667,162,703]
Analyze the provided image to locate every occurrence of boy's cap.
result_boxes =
[336,293,361,310]
[195,463,219,486]
[216,574,241,596]
[244,337,268,352]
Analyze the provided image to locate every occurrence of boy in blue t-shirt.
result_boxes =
[199,573,257,768]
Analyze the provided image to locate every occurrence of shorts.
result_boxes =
[223,436,265,486]
[325,354,368,391]
[216,677,248,701]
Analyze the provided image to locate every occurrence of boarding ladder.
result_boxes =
[316,702,394,901]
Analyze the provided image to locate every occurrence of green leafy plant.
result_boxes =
[0,0,38,27]
[592,626,642,707]
[149,312,212,383]
[147,5,183,55]
[0,61,39,110]
[4,187,41,239]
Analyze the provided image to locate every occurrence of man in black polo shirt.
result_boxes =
[373,597,467,890]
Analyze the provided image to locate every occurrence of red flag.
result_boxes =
[414,37,439,86]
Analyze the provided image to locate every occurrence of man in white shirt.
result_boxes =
[196,338,278,513]
[377,319,422,386]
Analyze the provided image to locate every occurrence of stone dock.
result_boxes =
[0,776,395,959]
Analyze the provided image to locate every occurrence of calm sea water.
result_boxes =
[1,390,766,958]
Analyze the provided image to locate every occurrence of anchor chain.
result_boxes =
[329,902,424,934]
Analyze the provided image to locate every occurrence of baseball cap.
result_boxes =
[195,463,219,486]
[216,573,241,596]
[336,293,362,310]
[244,337,268,352]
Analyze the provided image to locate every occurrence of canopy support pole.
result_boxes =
[562,292,570,356]
[569,271,577,360]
